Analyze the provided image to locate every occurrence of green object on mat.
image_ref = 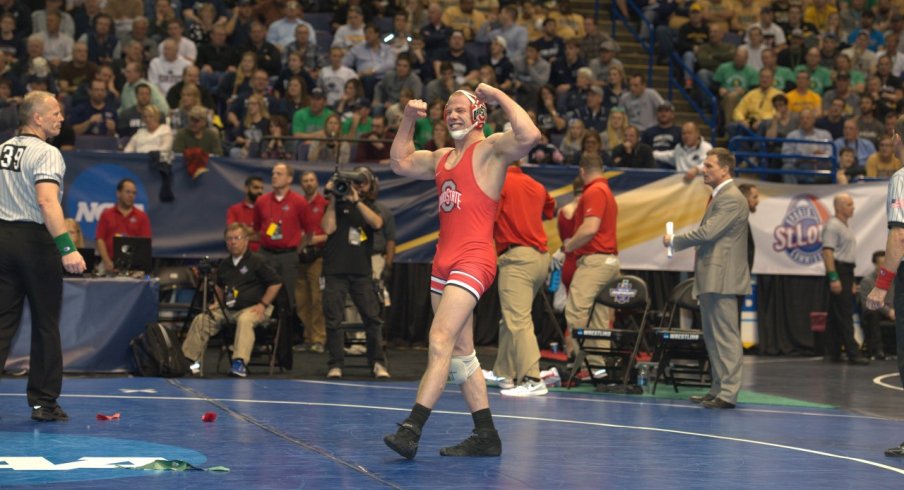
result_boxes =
[118,459,230,472]
[549,385,836,409]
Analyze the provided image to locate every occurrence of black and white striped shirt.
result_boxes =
[0,134,65,224]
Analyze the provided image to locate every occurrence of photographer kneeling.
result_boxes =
[181,223,283,377]
[322,169,390,379]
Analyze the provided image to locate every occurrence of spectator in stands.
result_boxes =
[875,55,903,103]
[786,70,822,115]
[169,84,209,131]
[420,2,452,59]
[859,250,894,360]
[823,72,861,118]
[119,82,165,138]
[551,40,584,96]
[751,6,786,50]
[532,18,564,63]
[70,79,117,138]
[580,17,611,63]
[547,0,583,41]
[167,65,215,112]
[36,11,73,71]
[714,46,758,126]
[559,118,586,164]
[778,28,807,68]
[819,33,841,69]
[865,136,902,178]
[344,24,396,99]
[619,73,665,132]
[32,0,74,38]
[336,79,367,122]
[600,106,627,153]
[320,47,359,107]
[568,83,605,133]
[226,69,276,131]
[803,0,837,32]
[383,11,413,55]
[123,105,172,154]
[513,44,550,107]
[293,87,335,138]
[197,25,238,93]
[148,39,192,96]
[72,0,101,41]
[611,125,654,168]
[816,97,846,139]
[441,0,486,41]
[95,178,152,274]
[413,99,444,149]
[157,19,196,64]
[795,47,832,94]
[225,0,255,48]
[260,116,293,160]
[386,87,415,130]
[642,102,681,153]
[732,67,782,135]
[308,114,350,164]
[333,6,366,50]
[670,2,709,85]
[842,31,878,74]
[181,222,282,378]
[834,147,864,184]
[536,84,566,134]
[245,21,281,77]
[272,76,308,120]
[79,13,117,66]
[228,93,270,159]
[63,218,85,249]
[701,0,733,34]
[781,108,833,183]
[54,41,95,95]
[372,54,423,116]
[732,0,760,33]
[275,51,315,99]
[9,34,42,82]
[848,11,884,51]
[528,129,566,164]
[655,121,713,174]
[741,26,767,72]
[479,5,527,63]
[173,105,224,156]
[695,24,734,98]
[281,23,318,72]
[125,16,156,61]
[884,112,900,140]
[356,115,393,163]
[407,33,431,82]
[587,38,622,86]
[519,0,544,42]
[857,95,886,144]
[267,1,315,52]
[0,13,22,67]
[425,122,452,151]
[754,49,790,92]
[833,53,866,94]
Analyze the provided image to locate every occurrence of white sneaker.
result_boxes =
[327,367,342,378]
[500,378,549,397]
[482,369,515,389]
[540,367,561,387]
[373,362,391,379]
[189,361,202,376]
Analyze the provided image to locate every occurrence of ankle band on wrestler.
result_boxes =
[54,232,77,256]
[876,266,897,290]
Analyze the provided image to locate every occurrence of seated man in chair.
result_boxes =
[181,223,282,377]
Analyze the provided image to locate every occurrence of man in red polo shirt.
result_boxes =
[95,178,152,273]
[253,163,315,319]
[226,176,264,251]
[295,170,329,353]
[562,154,619,358]
[490,161,555,397]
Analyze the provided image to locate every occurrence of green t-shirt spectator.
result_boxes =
[292,107,335,135]
[342,115,373,136]
[794,64,833,94]
[754,66,797,91]
[713,62,759,92]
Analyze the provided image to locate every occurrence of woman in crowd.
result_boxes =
[64,218,85,249]
[307,114,350,164]
[574,131,608,166]
[536,84,566,134]
[424,123,452,151]
[124,105,173,154]
[271,76,309,118]
[275,51,315,99]
[335,78,366,115]
[186,2,220,45]
[228,93,270,158]
[600,106,628,153]
[603,67,627,111]
[560,119,587,164]
[260,115,294,160]
[169,84,210,131]
[217,51,258,104]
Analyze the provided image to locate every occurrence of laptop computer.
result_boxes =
[112,236,152,273]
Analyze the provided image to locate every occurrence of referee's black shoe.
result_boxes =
[384,421,421,460]
[32,405,69,422]
[439,428,502,457]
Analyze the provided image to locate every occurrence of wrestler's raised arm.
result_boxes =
[388,99,442,180]
[475,83,541,166]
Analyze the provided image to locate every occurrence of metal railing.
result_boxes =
[609,0,654,84]
[728,136,839,182]
[667,51,718,144]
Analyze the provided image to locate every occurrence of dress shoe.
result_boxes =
[885,442,904,457]
[701,398,736,409]
[848,356,871,366]
[689,394,715,404]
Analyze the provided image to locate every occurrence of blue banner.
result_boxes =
[62,152,670,262]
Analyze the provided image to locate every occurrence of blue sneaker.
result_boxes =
[230,359,247,378]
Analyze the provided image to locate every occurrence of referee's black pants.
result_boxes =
[0,221,64,408]
[826,261,859,360]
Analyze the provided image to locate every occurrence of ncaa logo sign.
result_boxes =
[438,179,462,212]
[64,164,149,244]
[772,194,831,265]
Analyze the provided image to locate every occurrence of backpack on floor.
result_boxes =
[130,323,191,377]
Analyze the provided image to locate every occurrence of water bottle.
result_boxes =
[637,364,648,392]
[547,269,561,293]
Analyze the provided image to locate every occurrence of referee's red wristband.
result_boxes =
[876,266,897,290]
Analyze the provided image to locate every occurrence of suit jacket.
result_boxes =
[673,181,752,296]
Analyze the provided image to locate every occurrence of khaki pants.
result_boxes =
[295,257,325,345]
[565,253,620,362]
[181,304,272,363]
[493,247,550,381]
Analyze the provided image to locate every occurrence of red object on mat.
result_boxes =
[202,412,217,422]
[96,413,121,420]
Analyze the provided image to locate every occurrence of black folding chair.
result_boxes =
[650,278,711,393]
[156,266,198,330]
[566,274,652,392]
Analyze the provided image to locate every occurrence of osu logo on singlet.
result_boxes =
[439,179,462,212]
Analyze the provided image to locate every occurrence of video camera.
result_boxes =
[198,256,215,275]
[326,169,367,198]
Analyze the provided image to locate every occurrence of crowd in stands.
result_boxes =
[0,0,897,181]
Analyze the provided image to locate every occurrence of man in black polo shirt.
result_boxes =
[181,223,282,377]
[321,169,389,379]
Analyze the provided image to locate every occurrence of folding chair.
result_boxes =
[650,278,711,393]
[215,297,287,376]
[156,266,198,330]
[566,274,652,392]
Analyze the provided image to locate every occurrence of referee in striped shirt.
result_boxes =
[867,114,904,456]
[0,91,86,422]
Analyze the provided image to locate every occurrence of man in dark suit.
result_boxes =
[664,148,751,409]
